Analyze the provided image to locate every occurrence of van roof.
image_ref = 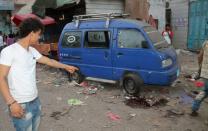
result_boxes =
[63,18,150,30]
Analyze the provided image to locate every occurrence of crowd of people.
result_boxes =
[0,31,18,51]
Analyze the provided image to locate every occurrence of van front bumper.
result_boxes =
[146,65,180,86]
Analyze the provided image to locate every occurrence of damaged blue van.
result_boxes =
[58,14,180,95]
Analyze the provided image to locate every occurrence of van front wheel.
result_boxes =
[69,71,84,84]
[123,73,143,95]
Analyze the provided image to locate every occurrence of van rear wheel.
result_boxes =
[69,71,84,84]
[123,73,143,95]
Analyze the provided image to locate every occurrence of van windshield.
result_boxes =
[143,26,170,50]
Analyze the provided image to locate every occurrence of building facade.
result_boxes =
[86,0,124,14]
[169,0,189,49]
[148,0,166,32]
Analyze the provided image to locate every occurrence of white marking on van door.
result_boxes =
[67,36,76,43]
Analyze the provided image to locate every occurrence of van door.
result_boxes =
[59,31,82,65]
[82,30,113,79]
[112,28,161,81]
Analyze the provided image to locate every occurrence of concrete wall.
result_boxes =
[125,0,149,21]
[148,0,166,32]
[85,0,124,14]
[169,0,189,49]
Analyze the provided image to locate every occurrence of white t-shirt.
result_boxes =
[163,31,171,45]
[0,43,42,103]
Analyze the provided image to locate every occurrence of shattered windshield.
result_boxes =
[143,26,170,50]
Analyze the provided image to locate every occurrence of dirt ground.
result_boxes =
[0,50,208,131]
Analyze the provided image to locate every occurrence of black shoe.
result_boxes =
[190,111,199,117]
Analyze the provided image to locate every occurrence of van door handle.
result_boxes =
[117,52,123,58]
[104,51,108,60]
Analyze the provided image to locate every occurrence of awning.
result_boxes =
[32,0,79,17]
[12,13,56,26]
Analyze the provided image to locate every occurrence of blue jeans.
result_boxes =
[11,97,41,131]
[192,79,208,112]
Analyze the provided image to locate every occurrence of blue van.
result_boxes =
[58,14,179,95]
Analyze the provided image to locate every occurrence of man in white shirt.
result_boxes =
[0,18,78,131]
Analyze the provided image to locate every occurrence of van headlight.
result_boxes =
[162,58,172,68]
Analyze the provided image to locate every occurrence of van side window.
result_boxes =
[61,32,81,48]
[118,29,147,48]
[85,31,110,48]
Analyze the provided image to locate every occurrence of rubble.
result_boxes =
[124,95,168,108]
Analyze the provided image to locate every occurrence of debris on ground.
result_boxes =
[50,107,72,120]
[71,80,105,95]
[103,123,115,128]
[171,80,182,87]
[127,113,137,120]
[194,81,204,88]
[179,49,195,56]
[184,72,200,82]
[164,109,185,118]
[186,90,199,98]
[106,112,121,121]
[68,99,85,106]
[167,98,179,107]
[124,95,168,108]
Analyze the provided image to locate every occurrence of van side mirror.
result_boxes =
[141,41,148,49]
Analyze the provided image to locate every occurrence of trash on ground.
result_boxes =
[180,49,195,56]
[68,99,85,106]
[103,123,115,128]
[164,109,185,118]
[50,107,71,120]
[124,95,168,108]
[107,112,121,121]
[186,90,199,98]
[71,80,105,95]
[167,99,179,107]
[194,81,204,88]
[127,113,137,120]
[171,80,182,87]
[184,72,200,81]
[82,87,98,95]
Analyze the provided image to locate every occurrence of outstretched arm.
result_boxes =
[37,56,78,73]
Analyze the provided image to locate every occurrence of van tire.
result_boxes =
[69,70,84,84]
[123,73,143,95]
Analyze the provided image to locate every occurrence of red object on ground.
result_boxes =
[12,13,56,26]
[107,112,121,121]
[194,81,204,88]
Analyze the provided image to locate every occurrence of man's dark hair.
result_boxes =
[18,18,44,38]
[165,24,171,28]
